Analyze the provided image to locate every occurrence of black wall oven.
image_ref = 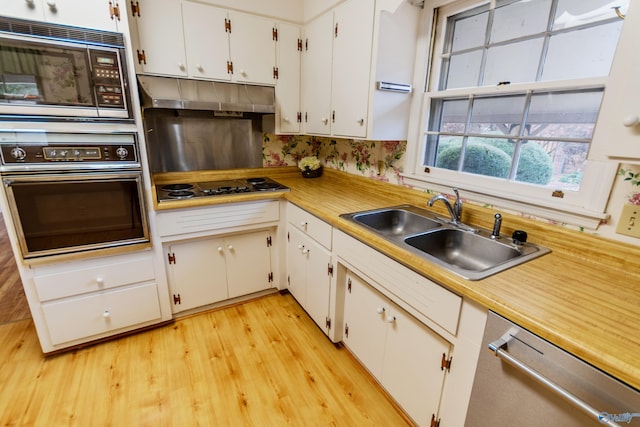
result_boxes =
[0,131,149,259]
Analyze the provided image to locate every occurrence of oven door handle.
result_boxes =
[489,338,623,427]
[3,171,142,185]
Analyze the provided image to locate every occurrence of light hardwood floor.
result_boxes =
[0,292,412,426]
[0,213,30,324]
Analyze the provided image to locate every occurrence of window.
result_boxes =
[409,0,630,225]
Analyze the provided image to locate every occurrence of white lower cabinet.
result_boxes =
[343,271,451,426]
[286,203,334,336]
[165,230,274,313]
[287,225,332,332]
[31,251,166,352]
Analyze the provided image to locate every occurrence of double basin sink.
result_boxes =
[340,205,550,280]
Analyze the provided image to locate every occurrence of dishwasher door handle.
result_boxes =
[489,339,623,427]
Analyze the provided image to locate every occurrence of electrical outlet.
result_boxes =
[616,204,640,238]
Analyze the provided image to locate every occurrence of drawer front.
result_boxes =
[42,282,162,346]
[34,253,155,302]
[287,203,332,249]
[335,230,462,336]
[156,200,280,237]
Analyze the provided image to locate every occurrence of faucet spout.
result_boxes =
[428,194,459,223]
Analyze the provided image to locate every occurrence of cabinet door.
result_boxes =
[276,22,302,134]
[128,0,187,76]
[286,226,307,305]
[342,272,387,378]
[166,239,228,313]
[44,0,119,31]
[2,0,46,21]
[225,231,273,298]
[330,0,374,138]
[382,303,451,426]
[303,236,332,332]
[228,12,277,85]
[182,2,230,80]
[302,11,333,135]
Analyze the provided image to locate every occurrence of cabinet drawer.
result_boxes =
[287,203,332,249]
[34,253,155,302]
[335,230,461,335]
[41,282,162,346]
[156,200,280,237]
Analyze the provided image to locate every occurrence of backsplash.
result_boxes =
[262,133,640,245]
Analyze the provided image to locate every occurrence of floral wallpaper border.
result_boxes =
[262,133,640,244]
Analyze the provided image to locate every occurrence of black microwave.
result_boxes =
[0,16,132,121]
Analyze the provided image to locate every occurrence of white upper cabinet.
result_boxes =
[276,22,302,134]
[301,0,419,139]
[302,11,334,135]
[182,1,229,80]
[127,0,188,76]
[4,0,121,32]
[330,0,375,138]
[590,2,640,159]
[229,12,277,85]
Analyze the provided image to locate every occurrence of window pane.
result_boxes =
[515,140,587,190]
[527,91,603,139]
[553,0,629,30]
[445,50,483,89]
[469,95,526,134]
[439,99,469,133]
[542,22,623,81]
[433,135,464,171]
[450,10,488,52]
[462,137,512,178]
[483,39,544,85]
[491,0,552,43]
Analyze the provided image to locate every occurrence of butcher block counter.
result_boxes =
[153,167,640,391]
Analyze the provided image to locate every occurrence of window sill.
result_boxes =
[401,173,609,230]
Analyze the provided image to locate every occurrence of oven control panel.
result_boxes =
[1,144,137,164]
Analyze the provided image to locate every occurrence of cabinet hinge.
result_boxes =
[287,275,290,285]
[297,112,302,123]
[109,1,121,21]
[334,22,339,38]
[304,112,308,123]
[168,252,176,264]
[332,110,335,123]
[225,18,232,33]
[136,49,146,65]
[344,323,349,338]
[173,294,181,305]
[441,353,452,372]
[430,414,440,427]
[305,38,309,51]
[227,61,233,74]
[268,272,274,283]
[347,278,352,293]
[287,231,290,242]
[327,263,334,276]
[267,235,272,247]
[273,67,279,79]
[272,27,278,41]
[129,0,140,17]
[297,38,303,51]
[325,317,331,330]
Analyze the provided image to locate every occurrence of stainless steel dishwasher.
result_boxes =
[465,311,640,426]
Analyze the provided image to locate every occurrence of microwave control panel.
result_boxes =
[1,144,137,164]
[90,50,125,108]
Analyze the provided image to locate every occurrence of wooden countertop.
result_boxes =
[152,167,640,391]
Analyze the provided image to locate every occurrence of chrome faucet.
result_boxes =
[428,188,462,223]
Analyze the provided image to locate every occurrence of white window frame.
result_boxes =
[402,0,627,228]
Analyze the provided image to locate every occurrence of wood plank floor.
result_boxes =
[0,213,30,324]
[0,292,412,426]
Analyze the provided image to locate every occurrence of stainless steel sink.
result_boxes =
[351,206,441,236]
[341,205,550,280]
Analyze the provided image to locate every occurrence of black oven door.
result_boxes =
[2,171,149,258]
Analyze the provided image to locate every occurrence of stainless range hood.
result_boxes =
[137,75,275,113]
